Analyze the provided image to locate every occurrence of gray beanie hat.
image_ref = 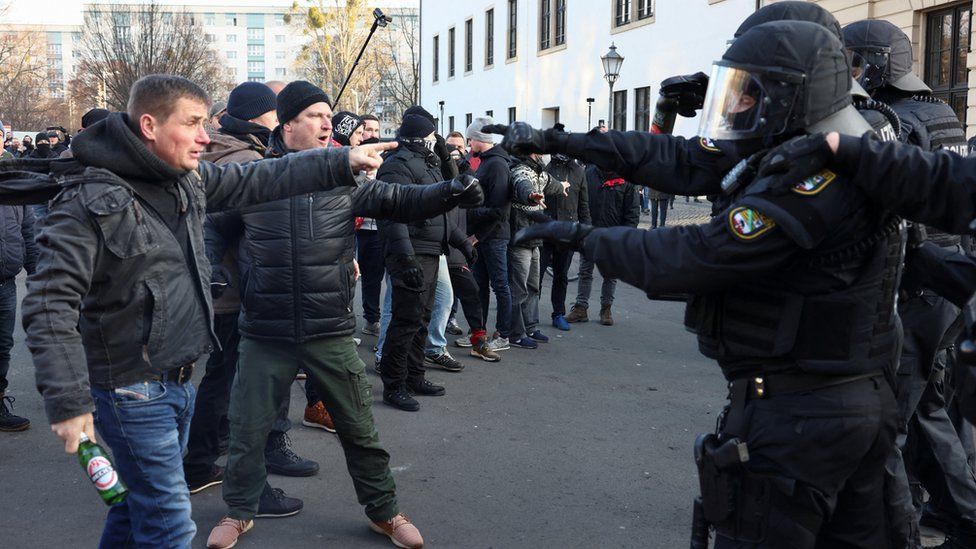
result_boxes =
[466,116,495,143]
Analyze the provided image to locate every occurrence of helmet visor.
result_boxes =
[848,47,889,90]
[698,64,769,140]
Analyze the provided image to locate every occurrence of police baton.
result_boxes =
[333,8,392,108]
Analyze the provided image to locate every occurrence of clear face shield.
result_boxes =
[848,47,890,91]
[698,63,800,141]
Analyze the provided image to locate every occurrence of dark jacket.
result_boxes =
[509,155,566,249]
[20,113,357,423]
[377,140,466,258]
[467,145,513,241]
[584,165,641,228]
[544,155,590,224]
[0,206,37,279]
[207,128,468,343]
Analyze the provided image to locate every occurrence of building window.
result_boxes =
[247,44,264,57]
[248,61,265,72]
[227,50,237,60]
[634,86,651,131]
[485,8,494,66]
[226,34,237,43]
[612,89,627,130]
[274,13,285,26]
[555,0,566,45]
[637,0,653,19]
[508,106,516,123]
[247,27,264,41]
[204,34,216,43]
[925,4,971,125]
[466,113,473,128]
[614,0,653,29]
[486,109,493,117]
[276,67,287,77]
[433,35,440,82]
[248,76,263,82]
[448,27,456,77]
[449,115,455,132]
[275,35,285,44]
[615,0,631,26]
[540,0,551,50]
[204,12,216,26]
[465,18,473,73]
[507,0,518,59]
[275,50,286,60]
[225,13,237,26]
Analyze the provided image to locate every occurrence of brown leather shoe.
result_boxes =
[302,401,336,433]
[369,513,424,548]
[207,517,253,549]
[565,304,588,323]
[599,305,614,326]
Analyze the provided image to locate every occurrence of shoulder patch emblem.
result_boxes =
[791,169,836,196]
[698,137,722,154]
[728,207,775,241]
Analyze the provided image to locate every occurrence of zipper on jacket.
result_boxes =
[307,194,314,239]
[291,195,303,338]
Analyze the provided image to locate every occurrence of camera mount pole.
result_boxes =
[334,8,392,108]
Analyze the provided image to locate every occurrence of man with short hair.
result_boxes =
[22,74,390,548]
[361,113,381,143]
[208,100,228,130]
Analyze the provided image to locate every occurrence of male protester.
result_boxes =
[466,117,515,352]
[564,164,641,326]
[356,113,385,335]
[185,81,317,504]
[377,112,477,411]
[0,123,12,161]
[0,197,37,431]
[208,100,228,130]
[59,108,111,160]
[206,82,481,549]
[541,127,589,332]
[21,74,391,548]
[361,113,381,142]
[332,111,365,147]
[264,80,287,96]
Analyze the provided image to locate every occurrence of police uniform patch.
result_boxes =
[791,169,836,196]
[698,137,722,154]
[728,207,775,241]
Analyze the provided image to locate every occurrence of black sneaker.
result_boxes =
[0,395,30,432]
[362,321,380,336]
[424,352,464,372]
[256,483,304,518]
[408,379,446,397]
[186,464,224,495]
[445,318,463,335]
[383,387,420,412]
[265,433,320,477]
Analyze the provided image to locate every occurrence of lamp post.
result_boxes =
[601,43,624,130]
[438,100,445,134]
[586,97,595,130]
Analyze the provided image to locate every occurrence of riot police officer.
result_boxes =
[844,20,976,546]
[495,21,899,548]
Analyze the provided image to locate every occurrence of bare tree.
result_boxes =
[74,2,231,111]
[0,27,56,129]
[374,9,419,121]
[287,0,381,114]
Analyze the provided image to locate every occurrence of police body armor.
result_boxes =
[684,173,902,381]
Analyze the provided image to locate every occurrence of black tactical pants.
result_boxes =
[380,254,439,390]
[714,376,896,548]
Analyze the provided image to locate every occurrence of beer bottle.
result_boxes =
[78,432,127,505]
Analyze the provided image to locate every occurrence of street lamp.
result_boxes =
[601,43,624,130]
[438,100,445,134]
[586,97,595,130]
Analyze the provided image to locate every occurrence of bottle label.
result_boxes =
[87,456,119,491]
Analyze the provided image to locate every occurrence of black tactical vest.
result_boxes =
[684,172,902,380]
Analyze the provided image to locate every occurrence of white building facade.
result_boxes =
[419,0,757,137]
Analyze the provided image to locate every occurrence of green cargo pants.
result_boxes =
[223,335,398,522]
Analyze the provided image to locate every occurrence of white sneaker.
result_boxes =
[488,336,510,352]
[455,336,473,348]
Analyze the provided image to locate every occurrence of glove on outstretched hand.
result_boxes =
[757,132,834,189]
[483,122,549,155]
[513,221,594,252]
[659,72,709,117]
[449,174,485,208]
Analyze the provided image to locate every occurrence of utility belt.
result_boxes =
[689,370,882,546]
[147,362,195,385]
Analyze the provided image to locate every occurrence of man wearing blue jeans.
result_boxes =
[424,254,464,371]
[20,75,391,547]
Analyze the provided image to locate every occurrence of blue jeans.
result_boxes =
[425,255,453,355]
[473,238,512,338]
[375,274,394,363]
[91,379,196,549]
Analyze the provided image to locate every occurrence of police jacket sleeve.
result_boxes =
[580,209,798,296]
[352,178,471,222]
[903,242,976,308]
[835,134,976,234]
[21,204,96,423]
[204,210,244,266]
[553,129,732,197]
[199,147,355,213]
[21,205,37,274]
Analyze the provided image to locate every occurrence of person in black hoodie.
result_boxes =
[377,112,476,412]
[21,74,392,549]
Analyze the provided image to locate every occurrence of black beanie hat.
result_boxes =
[277,80,332,125]
[35,132,50,144]
[403,105,436,125]
[81,108,110,129]
[398,113,435,139]
[331,111,364,146]
[227,82,277,121]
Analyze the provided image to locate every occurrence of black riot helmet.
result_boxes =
[843,19,931,94]
[734,1,842,40]
[699,21,854,144]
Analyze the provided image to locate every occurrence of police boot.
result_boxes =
[599,305,614,326]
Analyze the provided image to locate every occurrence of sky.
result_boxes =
[1,1,344,26]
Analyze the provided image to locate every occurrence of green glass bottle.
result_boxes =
[78,432,128,505]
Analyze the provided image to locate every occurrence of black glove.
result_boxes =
[460,239,478,266]
[389,254,425,291]
[757,132,833,189]
[659,72,709,117]
[449,173,485,208]
[210,264,232,299]
[433,134,452,163]
[483,122,549,156]
[513,221,594,252]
